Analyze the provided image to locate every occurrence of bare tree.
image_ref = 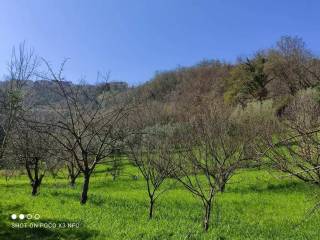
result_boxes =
[126,124,176,219]
[10,121,52,195]
[106,148,124,181]
[174,102,251,231]
[258,89,320,184]
[266,36,318,96]
[34,60,129,204]
[54,148,81,186]
[0,42,39,164]
[65,152,81,187]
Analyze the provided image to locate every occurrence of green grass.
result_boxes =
[1,165,320,240]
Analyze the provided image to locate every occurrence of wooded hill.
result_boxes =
[1,36,319,123]
[119,36,320,124]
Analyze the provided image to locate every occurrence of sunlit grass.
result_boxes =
[1,166,320,239]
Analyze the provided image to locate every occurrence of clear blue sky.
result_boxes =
[0,0,319,85]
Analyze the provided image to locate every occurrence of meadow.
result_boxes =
[1,165,320,240]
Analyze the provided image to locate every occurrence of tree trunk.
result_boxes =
[203,200,212,231]
[149,198,155,220]
[219,183,226,193]
[31,181,39,196]
[67,163,79,187]
[31,174,44,196]
[31,177,43,196]
[81,174,90,204]
[70,177,76,187]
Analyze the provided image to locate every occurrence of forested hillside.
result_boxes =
[2,36,318,122]
[117,36,320,125]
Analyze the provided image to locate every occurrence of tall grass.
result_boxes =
[1,165,319,239]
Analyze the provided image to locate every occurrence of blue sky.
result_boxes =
[0,0,319,85]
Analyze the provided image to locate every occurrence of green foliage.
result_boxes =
[145,71,179,101]
[224,54,271,105]
[8,89,23,108]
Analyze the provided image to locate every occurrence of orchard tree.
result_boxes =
[11,122,53,196]
[126,124,176,219]
[34,60,130,204]
[106,148,124,181]
[125,103,177,219]
[57,149,81,187]
[174,102,252,231]
[0,42,39,164]
[258,89,320,184]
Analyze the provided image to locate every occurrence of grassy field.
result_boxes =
[1,165,320,240]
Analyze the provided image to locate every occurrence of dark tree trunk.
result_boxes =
[149,198,155,220]
[26,158,44,196]
[81,173,90,204]
[219,183,226,193]
[203,200,212,231]
[219,175,228,193]
[70,177,76,187]
[31,181,39,196]
[31,175,44,196]
[67,163,80,187]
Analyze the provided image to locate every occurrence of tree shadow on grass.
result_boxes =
[227,180,308,194]
[0,204,99,240]
[48,191,108,207]
[0,182,29,189]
